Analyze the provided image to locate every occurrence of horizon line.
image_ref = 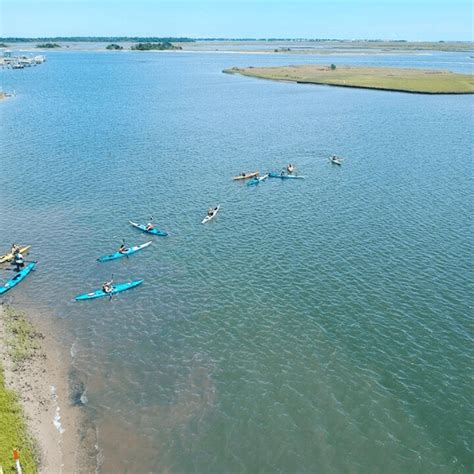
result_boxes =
[1,36,473,43]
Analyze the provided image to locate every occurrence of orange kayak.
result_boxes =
[233,171,259,180]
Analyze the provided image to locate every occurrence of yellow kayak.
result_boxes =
[0,245,32,264]
[233,171,259,180]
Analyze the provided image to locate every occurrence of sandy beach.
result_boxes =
[0,305,96,473]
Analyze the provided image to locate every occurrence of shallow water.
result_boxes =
[1,50,473,473]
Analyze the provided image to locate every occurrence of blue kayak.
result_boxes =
[97,241,152,262]
[75,280,143,301]
[129,221,168,236]
[247,174,269,186]
[268,172,305,179]
[0,262,36,295]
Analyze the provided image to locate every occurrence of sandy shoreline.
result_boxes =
[0,305,96,473]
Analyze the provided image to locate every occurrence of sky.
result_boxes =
[1,0,473,41]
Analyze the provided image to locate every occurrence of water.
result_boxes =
[1,50,473,473]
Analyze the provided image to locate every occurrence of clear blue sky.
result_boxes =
[1,0,473,40]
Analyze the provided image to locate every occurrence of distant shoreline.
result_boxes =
[1,39,473,54]
[223,65,474,95]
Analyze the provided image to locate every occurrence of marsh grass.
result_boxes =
[224,65,474,94]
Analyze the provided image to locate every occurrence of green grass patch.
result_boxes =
[0,366,38,473]
[224,65,474,94]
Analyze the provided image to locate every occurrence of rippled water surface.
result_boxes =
[1,51,473,473]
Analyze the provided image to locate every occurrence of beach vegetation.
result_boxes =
[330,63,337,70]
[131,42,182,51]
[0,368,38,473]
[106,43,123,50]
[0,306,40,473]
[36,43,61,48]
[3,306,42,368]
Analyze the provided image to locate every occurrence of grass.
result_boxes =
[0,306,40,473]
[0,367,38,473]
[223,65,474,94]
[3,306,41,369]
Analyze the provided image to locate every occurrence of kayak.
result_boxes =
[247,174,269,186]
[330,157,342,165]
[268,172,305,179]
[0,245,31,264]
[0,262,36,295]
[202,205,220,224]
[75,280,143,301]
[129,221,168,236]
[233,171,259,180]
[97,241,152,262]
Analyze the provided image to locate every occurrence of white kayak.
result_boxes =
[202,205,220,224]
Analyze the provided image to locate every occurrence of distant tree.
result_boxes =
[330,63,337,70]
[0,43,8,48]
[106,43,123,50]
[36,43,61,48]
[131,42,182,51]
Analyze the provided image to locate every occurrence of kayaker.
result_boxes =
[13,250,25,272]
[208,207,216,216]
[102,280,113,294]
[11,243,20,254]
[287,163,294,173]
[145,222,155,231]
[118,243,128,254]
[280,169,286,177]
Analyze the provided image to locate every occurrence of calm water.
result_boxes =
[1,50,473,473]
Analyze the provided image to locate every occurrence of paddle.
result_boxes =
[108,274,115,301]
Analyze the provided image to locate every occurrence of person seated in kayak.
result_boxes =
[118,243,128,254]
[146,222,155,231]
[13,251,25,272]
[280,169,286,176]
[11,243,20,254]
[287,163,294,172]
[241,172,246,177]
[102,280,113,293]
[207,208,215,216]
